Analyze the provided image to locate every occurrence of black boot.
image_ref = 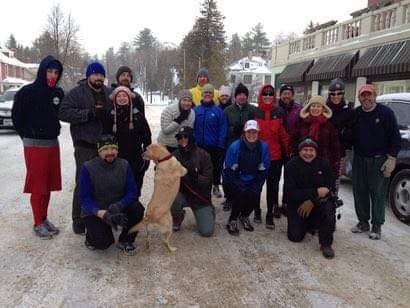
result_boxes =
[253,208,262,224]
[72,220,85,235]
[172,210,185,232]
[239,215,254,232]
[226,220,239,236]
[265,213,275,230]
[273,204,281,219]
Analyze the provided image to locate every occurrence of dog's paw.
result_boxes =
[163,242,177,252]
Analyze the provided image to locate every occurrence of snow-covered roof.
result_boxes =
[1,77,31,85]
[0,49,39,69]
[229,56,271,74]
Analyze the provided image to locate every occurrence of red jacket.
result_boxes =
[254,84,290,161]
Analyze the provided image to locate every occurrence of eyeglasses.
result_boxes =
[176,135,189,140]
[329,92,344,96]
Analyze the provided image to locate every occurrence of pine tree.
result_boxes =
[6,34,18,49]
[227,33,243,64]
[242,32,254,56]
[252,23,270,54]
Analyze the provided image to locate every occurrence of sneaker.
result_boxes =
[369,224,381,240]
[321,246,335,259]
[253,209,262,224]
[33,224,53,240]
[239,216,254,232]
[273,205,281,219]
[117,242,137,255]
[212,185,223,198]
[351,221,370,233]
[226,220,239,236]
[44,218,59,235]
[172,210,185,232]
[72,220,85,235]
[265,213,275,230]
[222,200,232,212]
[85,240,96,250]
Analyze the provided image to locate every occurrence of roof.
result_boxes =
[0,51,39,69]
[352,40,410,77]
[377,93,410,103]
[306,51,358,81]
[229,56,271,74]
[277,60,314,84]
[1,77,31,85]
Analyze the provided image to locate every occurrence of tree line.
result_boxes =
[5,0,297,100]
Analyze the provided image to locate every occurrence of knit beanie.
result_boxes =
[262,85,275,96]
[329,78,345,92]
[175,126,196,150]
[234,83,249,97]
[219,85,232,97]
[97,134,118,153]
[109,86,136,133]
[197,67,209,81]
[201,83,215,95]
[86,61,106,78]
[116,66,133,83]
[280,84,294,95]
[298,137,318,151]
[178,89,193,101]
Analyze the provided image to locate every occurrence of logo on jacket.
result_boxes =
[375,118,380,124]
[211,113,215,117]
[53,97,60,105]
[318,170,323,175]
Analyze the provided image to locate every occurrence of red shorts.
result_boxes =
[23,145,62,194]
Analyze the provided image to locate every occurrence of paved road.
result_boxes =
[0,105,409,307]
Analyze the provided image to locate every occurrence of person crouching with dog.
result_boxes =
[171,126,215,237]
[284,137,336,259]
[79,135,145,254]
[223,120,270,236]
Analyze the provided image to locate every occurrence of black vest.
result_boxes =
[238,139,262,175]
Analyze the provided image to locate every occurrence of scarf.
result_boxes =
[303,114,327,141]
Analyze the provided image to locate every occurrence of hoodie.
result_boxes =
[253,84,290,161]
[12,55,64,140]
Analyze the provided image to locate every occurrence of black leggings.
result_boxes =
[255,160,282,213]
[229,186,260,221]
[84,201,145,249]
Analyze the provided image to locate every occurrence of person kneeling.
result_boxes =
[79,135,145,254]
[223,120,270,236]
[171,127,215,237]
[284,138,336,259]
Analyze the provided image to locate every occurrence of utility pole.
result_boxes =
[183,48,186,88]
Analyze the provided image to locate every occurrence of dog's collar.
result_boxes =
[157,154,173,163]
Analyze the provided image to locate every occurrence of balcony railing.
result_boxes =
[282,0,410,58]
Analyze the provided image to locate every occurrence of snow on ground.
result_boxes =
[0,105,409,307]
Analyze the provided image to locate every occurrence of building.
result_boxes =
[229,55,272,103]
[271,0,410,103]
[0,46,38,93]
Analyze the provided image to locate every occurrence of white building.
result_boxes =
[229,55,272,102]
[271,0,410,103]
[0,46,38,93]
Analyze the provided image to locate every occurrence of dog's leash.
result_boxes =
[181,181,213,207]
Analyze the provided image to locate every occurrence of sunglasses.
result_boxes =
[329,92,344,96]
[176,135,189,140]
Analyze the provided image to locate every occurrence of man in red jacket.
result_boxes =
[253,84,290,229]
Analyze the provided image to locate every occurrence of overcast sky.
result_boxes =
[1,0,367,56]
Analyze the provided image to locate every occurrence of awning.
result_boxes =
[352,40,410,77]
[277,60,314,84]
[306,51,358,81]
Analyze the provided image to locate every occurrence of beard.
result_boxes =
[90,80,103,89]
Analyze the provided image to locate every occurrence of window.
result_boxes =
[264,75,271,84]
[243,75,252,84]
[230,74,236,84]
[244,62,250,69]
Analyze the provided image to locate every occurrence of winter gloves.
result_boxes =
[108,202,124,214]
[380,155,396,177]
[103,211,127,230]
[298,200,315,218]
[174,109,191,124]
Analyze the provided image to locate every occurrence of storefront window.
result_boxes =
[374,80,410,95]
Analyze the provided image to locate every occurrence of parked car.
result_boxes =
[0,87,20,129]
[343,93,410,223]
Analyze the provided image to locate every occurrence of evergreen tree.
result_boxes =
[252,23,270,54]
[227,33,243,64]
[6,34,18,49]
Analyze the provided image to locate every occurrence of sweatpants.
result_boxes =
[83,201,145,249]
[352,154,389,225]
[229,187,260,221]
[287,201,336,247]
[73,145,97,224]
[200,146,221,186]
[171,192,215,237]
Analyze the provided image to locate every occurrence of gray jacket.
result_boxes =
[157,102,195,148]
[59,80,111,145]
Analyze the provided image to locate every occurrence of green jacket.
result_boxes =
[224,102,257,146]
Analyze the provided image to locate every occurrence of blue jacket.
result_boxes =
[223,139,270,193]
[194,100,227,149]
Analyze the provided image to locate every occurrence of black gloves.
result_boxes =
[174,109,190,124]
[103,211,128,230]
[108,202,124,214]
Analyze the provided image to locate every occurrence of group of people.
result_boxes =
[11,56,401,259]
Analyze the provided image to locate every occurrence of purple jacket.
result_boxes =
[278,99,301,134]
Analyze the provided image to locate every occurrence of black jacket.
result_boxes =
[103,106,152,174]
[59,80,111,146]
[173,145,213,207]
[110,83,145,116]
[284,156,334,208]
[12,55,64,139]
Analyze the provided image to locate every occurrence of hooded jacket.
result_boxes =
[59,78,111,146]
[224,101,257,147]
[12,55,64,140]
[253,84,290,161]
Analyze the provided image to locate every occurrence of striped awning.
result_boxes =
[306,51,359,81]
[352,40,410,77]
[277,60,314,84]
